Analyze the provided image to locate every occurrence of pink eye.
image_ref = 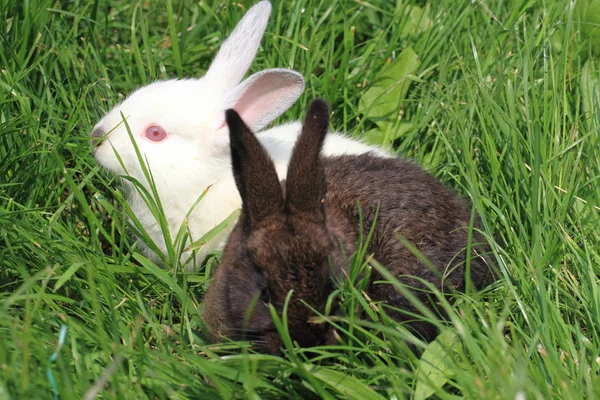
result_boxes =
[145,125,167,142]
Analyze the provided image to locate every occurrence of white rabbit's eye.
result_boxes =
[145,125,167,142]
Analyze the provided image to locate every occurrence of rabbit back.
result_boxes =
[321,154,491,338]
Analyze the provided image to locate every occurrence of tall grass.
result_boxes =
[1,0,599,398]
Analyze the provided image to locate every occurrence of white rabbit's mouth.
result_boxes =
[90,142,101,156]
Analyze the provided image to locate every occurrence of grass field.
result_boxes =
[1,0,600,398]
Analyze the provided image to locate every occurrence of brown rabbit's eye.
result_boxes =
[145,125,167,142]
[260,287,271,305]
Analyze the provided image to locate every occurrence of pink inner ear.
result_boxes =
[233,74,300,132]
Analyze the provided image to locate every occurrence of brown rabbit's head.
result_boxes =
[203,99,345,355]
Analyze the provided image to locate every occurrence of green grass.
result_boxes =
[1,0,600,398]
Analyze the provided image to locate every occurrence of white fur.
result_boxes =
[92,1,391,267]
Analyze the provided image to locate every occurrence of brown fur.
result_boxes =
[203,99,494,355]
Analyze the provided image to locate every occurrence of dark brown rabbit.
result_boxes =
[203,98,494,355]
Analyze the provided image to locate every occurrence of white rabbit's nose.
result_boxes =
[91,126,105,148]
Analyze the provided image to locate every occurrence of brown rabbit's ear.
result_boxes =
[285,98,329,217]
[226,109,284,227]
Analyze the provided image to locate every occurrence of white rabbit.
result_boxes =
[91,1,391,267]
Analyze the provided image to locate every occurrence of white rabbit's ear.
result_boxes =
[224,69,305,133]
[205,1,272,90]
